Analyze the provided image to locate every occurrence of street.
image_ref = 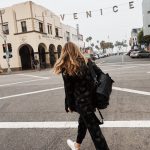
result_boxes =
[0,55,150,150]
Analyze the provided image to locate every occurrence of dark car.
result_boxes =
[137,50,150,58]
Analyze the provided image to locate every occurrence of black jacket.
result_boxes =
[62,59,102,113]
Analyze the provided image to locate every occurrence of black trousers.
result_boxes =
[76,110,109,150]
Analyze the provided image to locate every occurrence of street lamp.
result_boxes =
[0,9,11,73]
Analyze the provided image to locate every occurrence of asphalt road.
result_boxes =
[0,55,150,150]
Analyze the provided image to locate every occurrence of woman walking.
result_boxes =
[54,42,109,150]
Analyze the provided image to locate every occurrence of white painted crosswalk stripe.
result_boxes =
[0,79,47,87]
[0,87,63,100]
[16,74,50,79]
[0,121,150,128]
[0,86,150,100]
[113,87,150,96]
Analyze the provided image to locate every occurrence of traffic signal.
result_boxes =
[7,43,12,52]
[2,44,6,53]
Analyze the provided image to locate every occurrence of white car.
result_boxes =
[98,53,105,58]
[130,51,140,58]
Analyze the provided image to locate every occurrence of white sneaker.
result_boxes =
[67,139,79,150]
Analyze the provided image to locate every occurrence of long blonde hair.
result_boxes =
[54,42,87,76]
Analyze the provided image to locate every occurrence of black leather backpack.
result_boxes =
[88,61,114,109]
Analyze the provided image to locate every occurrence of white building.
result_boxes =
[142,0,150,36]
[0,1,84,71]
[142,0,150,51]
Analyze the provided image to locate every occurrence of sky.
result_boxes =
[0,0,143,46]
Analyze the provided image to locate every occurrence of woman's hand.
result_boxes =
[68,107,73,113]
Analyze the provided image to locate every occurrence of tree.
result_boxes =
[115,41,123,51]
[115,40,127,52]
[95,45,100,50]
[86,37,90,46]
[109,42,114,49]
[91,43,94,51]
[88,36,92,46]
[91,43,94,47]
[88,36,92,41]
[138,30,144,45]
[100,41,106,53]
[86,36,92,48]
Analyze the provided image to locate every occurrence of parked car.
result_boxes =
[99,54,105,58]
[130,50,150,58]
[127,49,140,56]
[130,51,140,58]
[93,53,99,59]
[137,50,150,58]
[90,54,97,60]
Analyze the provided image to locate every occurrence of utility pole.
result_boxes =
[76,24,80,49]
[0,9,11,74]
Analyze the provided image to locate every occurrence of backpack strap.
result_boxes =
[97,108,104,124]
[88,61,98,85]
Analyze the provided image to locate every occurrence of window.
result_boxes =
[47,25,50,34]
[78,34,83,41]
[39,22,43,33]
[55,28,59,37]
[21,21,27,32]
[3,24,9,34]
[72,34,78,41]
[132,29,137,33]
[47,24,52,34]
[50,26,52,34]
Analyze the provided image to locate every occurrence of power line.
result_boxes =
[35,0,137,18]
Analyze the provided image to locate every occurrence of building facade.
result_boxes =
[142,0,150,36]
[0,1,84,71]
[142,0,150,51]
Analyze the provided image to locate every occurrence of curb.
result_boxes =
[0,68,51,76]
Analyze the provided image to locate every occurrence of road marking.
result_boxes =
[147,72,150,74]
[0,87,63,100]
[103,66,137,72]
[0,79,47,87]
[16,74,49,79]
[0,86,150,100]
[98,61,150,66]
[101,64,124,67]
[113,87,150,96]
[100,64,150,67]
[0,121,150,128]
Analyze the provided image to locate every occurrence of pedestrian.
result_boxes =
[34,57,40,71]
[54,42,109,150]
[31,59,35,69]
[0,66,3,73]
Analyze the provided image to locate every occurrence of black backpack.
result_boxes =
[88,61,114,109]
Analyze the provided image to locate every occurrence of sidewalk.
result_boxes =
[0,68,51,75]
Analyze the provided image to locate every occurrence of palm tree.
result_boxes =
[115,41,124,52]
[86,37,90,47]
[100,40,106,53]
[95,45,100,50]
[91,43,94,47]
[88,36,92,47]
